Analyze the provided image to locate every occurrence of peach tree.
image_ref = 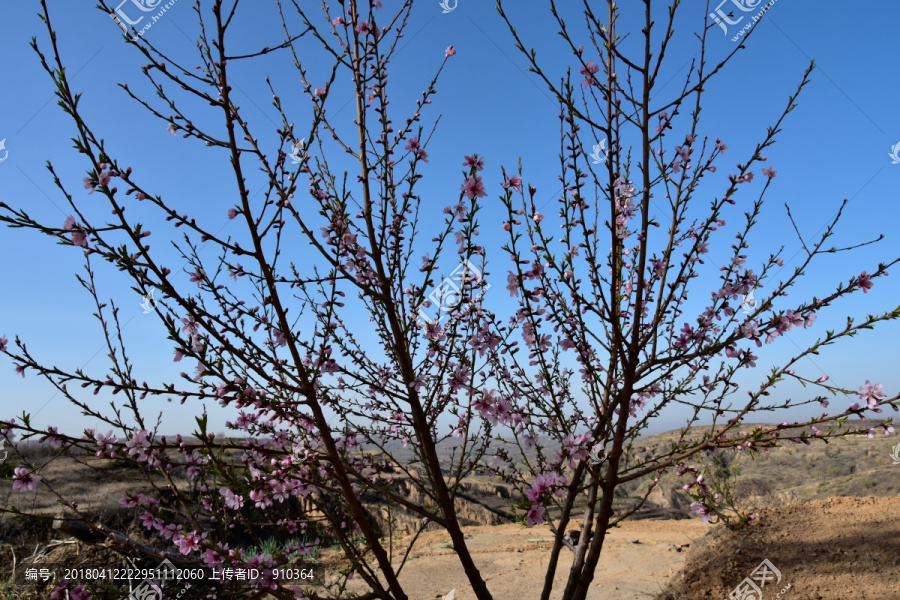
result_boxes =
[1,1,897,599]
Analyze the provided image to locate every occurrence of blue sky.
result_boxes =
[0,0,898,438]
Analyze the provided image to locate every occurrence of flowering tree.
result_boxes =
[485,1,899,598]
[1,1,898,600]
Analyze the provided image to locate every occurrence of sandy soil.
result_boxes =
[339,518,709,600]
[339,496,900,600]
[671,496,900,600]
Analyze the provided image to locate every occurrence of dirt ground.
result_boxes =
[5,449,899,598]
[339,518,709,600]
[340,496,900,600]
[669,496,900,600]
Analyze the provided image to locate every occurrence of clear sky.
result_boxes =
[1,0,898,438]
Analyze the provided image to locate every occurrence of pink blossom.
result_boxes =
[741,320,760,341]
[70,229,87,247]
[461,175,486,200]
[445,45,456,58]
[229,263,244,281]
[228,208,238,219]
[64,216,88,247]
[175,530,201,554]
[503,175,522,192]
[561,433,593,468]
[202,545,228,566]
[579,60,600,86]
[526,472,566,503]
[38,426,62,450]
[0,335,7,352]
[422,320,445,341]
[139,512,157,530]
[314,87,327,98]
[12,467,42,492]
[762,166,777,178]
[463,155,484,171]
[95,430,116,457]
[526,505,546,527]
[858,380,886,409]
[119,493,143,508]
[14,364,25,378]
[355,21,371,35]
[161,522,183,540]
[532,212,544,223]
[249,488,273,508]
[404,137,428,162]
[690,501,713,524]
[804,312,817,328]
[126,429,151,462]
[332,17,343,26]
[506,272,519,297]
[167,123,177,136]
[858,270,873,293]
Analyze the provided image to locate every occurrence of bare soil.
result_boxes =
[336,518,709,600]
[664,496,900,600]
[336,496,900,600]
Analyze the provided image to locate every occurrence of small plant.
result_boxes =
[243,535,322,565]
